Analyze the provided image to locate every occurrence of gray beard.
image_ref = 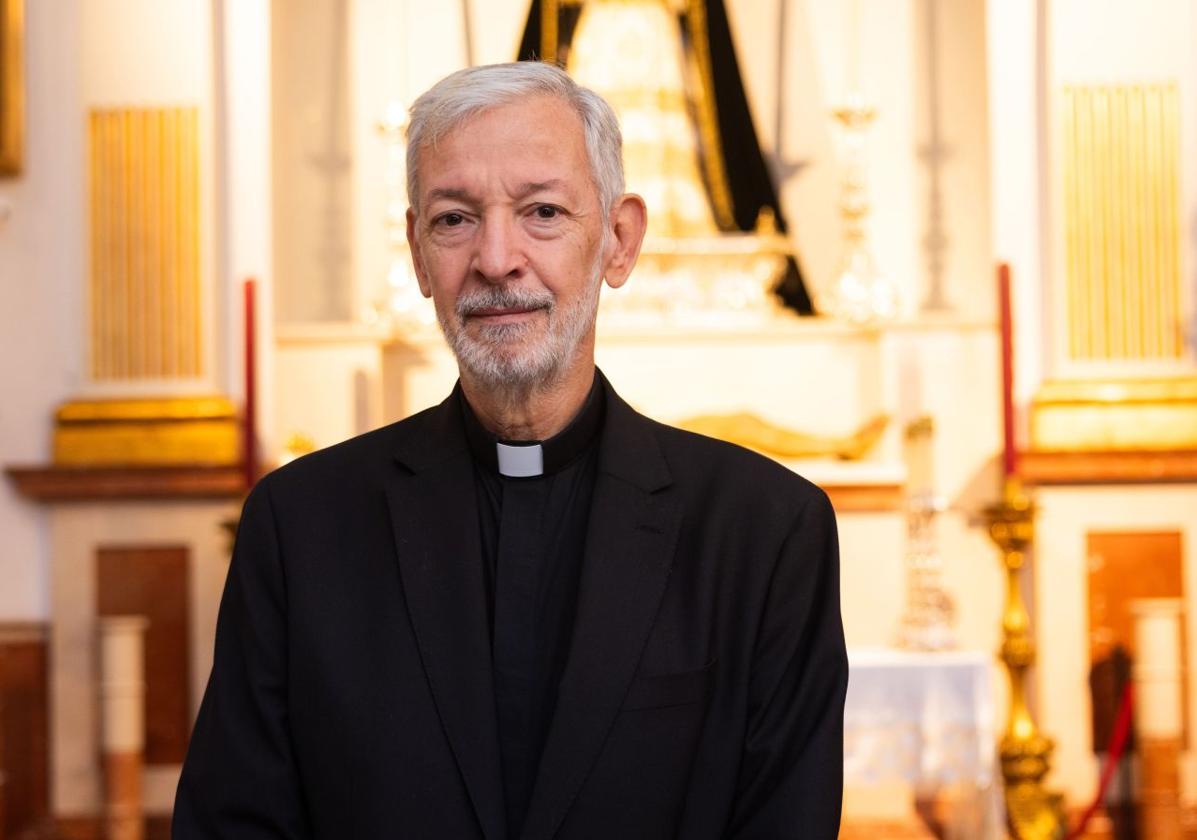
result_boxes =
[438,273,602,394]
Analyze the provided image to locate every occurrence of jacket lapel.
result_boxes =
[520,383,683,840]
[386,391,506,840]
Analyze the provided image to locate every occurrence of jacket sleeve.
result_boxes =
[726,489,848,839]
[173,477,313,839]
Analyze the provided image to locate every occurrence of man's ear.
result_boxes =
[602,194,647,290]
[406,207,433,298]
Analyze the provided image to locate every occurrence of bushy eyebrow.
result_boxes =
[512,180,566,200]
[425,187,473,204]
[424,180,568,206]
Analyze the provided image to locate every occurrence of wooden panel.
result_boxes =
[6,464,248,501]
[97,547,191,765]
[0,623,49,840]
[1021,449,1197,485]
[56,816,171,840]
[823,482,904,512]
[1087,531,1185,748]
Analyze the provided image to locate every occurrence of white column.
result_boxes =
[99,615,149,840]
[1131,598,1184,840]
[985,0,1048,410]
[214,0,275,460]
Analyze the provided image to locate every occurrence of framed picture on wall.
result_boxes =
[0,0,24,176]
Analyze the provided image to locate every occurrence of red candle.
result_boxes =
[997,264,1017,477]
[243,278,257,490]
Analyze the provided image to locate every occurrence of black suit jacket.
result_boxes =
[174,376,847,839]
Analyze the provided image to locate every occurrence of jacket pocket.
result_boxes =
[621,659,716,711]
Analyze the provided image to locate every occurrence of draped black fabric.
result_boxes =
[517,0,816,314]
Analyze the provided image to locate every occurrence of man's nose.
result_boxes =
[472,216,526,283]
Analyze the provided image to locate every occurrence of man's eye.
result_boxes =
[534,205,560,220]
[437,212,465,227]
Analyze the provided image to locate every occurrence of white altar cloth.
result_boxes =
[845,648,997,792]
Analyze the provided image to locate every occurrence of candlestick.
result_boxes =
[896,416,956,652]
[826,100,899,323]
[998,263,1017,477]
[243,278,257,490]
[982,479,1065,839]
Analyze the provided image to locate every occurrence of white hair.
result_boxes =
[406,62,625,215]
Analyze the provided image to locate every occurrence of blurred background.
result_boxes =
[1,1,1196,837]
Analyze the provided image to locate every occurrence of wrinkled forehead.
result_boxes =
[411,95,594,202]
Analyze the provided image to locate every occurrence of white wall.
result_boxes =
[0,1,85,619]
[80,0,219,397]
[1046,0,1197,375]
[0,0,237,620]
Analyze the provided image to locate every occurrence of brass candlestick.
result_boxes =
[982,477,1066,840]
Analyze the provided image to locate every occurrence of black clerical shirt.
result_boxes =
[458,376,605,838]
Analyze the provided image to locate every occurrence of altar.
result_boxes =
[845,649,1001,839]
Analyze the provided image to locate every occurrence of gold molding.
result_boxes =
[684,0,735,230]
[52,396,240,467]
[0,0,24,175]
[1031,378,1197,452]
[56,396,236,423]
[541,0,560,62]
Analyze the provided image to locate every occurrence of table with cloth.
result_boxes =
[844,648,1004,839]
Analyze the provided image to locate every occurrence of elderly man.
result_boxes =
[174,62,846,839]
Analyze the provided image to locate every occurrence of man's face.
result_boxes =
[407,95,611,390]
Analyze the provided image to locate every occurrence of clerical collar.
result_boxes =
[459,375,605,478]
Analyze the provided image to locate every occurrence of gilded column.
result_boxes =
[53,107,238,468]
[1032,83,1197,453]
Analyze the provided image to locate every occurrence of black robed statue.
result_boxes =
[518,0,815,314]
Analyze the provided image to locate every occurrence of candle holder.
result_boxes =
[895,417,956,651]
[982,477,1066,840]
[825,96,900,323]
[370,101,435,330]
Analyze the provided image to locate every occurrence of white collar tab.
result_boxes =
[495,442,544,478]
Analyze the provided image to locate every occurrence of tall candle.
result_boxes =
[243,278,257,489]
[997,264,1017,477]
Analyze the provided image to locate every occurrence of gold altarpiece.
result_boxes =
[535,0,792,325]
[377,0,891,466]
[53,107,239,470]
[1032,83,1197,460]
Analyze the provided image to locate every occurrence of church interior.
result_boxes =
[1,0,1195,837]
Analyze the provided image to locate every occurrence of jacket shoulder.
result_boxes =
[258,404,438,497]
[647,418,829,509]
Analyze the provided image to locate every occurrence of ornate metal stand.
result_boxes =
[896,417,956,650]
[826,97,900,323]
[982,478,1066,840]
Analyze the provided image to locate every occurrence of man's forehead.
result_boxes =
[415,97,592,202]
[448,93,581,138]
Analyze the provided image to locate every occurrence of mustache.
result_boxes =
[456,286,555,318]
